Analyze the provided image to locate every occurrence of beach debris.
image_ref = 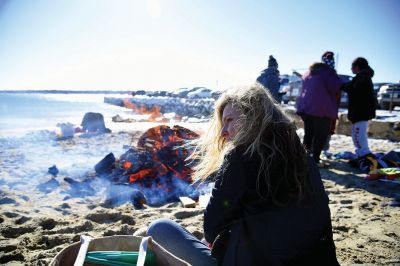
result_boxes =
[48,165,59,177]
[112,114,136,123]
[102,185,147,209]
[56,123,76,139]
[366,168,400,181]
[37,178,60,194]
[81,112,111,134]
[349,152,400,173]
[179,196,196,208]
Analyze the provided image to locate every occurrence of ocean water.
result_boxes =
[0,93,135,188]
[0,93,131,137]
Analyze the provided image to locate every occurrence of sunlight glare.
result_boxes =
[147,0,161,18]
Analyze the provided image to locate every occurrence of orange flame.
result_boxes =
[122,161,132,170]
[129,168,153,183]
[123,99,169,122]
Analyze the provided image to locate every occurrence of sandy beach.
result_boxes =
[0,126,399,265]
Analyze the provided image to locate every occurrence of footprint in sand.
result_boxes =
[0,197,17,205]
[3,211,19,218]
[1,225,35,238]
[333,225,350,233]
[0,243,18,253]
[39,218,58,230]
[173,210,204,219]
[15,216,31,225]
[0,252,25,264]
[25,235,72,250]
[53,221,93,234]
[103,224,136,236]
[86,212,135,225]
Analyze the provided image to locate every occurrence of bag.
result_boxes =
[50,235,189,266]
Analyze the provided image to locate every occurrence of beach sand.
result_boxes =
[0,128,399,265]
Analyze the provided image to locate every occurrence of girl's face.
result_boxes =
[220,103,241,141]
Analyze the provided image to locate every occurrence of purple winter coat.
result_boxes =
[296,63,342,119]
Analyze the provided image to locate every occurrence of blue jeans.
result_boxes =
[147,218,217,266]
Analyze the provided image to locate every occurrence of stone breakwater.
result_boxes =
[104,95,400,141]
[104,96,214,119]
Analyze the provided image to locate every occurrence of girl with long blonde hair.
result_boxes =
[147,84,338,266]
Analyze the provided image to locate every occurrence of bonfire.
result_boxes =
[95,125,200,207]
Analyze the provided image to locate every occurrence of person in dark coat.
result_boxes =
[341,57,376,158]
[257,55,282,102]
[147,84,338,266]
[296,52,342,165]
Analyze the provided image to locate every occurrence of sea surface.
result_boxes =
[0,93,136,188]
[0,93,132,137]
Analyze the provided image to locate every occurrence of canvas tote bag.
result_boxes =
[50,235,190,266]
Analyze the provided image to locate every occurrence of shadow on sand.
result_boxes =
[320,160,400,200]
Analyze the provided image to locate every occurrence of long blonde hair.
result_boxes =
[190,84,308,203]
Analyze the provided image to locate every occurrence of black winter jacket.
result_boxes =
[203,149,339,266]
[342,67,376,123]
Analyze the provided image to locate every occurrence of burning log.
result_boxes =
[138,125,199,152]
[95,153,116,175]
[102,185,147,209]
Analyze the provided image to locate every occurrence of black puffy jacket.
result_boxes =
[203,148,339,266]
[342,67,376,123]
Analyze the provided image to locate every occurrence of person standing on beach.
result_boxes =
[341,57,376,159]
[296,52,342,166]
[256,55,282,103]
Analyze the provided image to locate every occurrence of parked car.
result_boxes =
[373,82,390,97]
[279,76,290,104]
[187,87,212,99]
[211,90,222,99]
[282,80,302,103]
[132,90,147,96]
[377,83,400,110]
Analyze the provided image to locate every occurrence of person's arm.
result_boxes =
[341,76,357,93]
[203,152,247,243]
